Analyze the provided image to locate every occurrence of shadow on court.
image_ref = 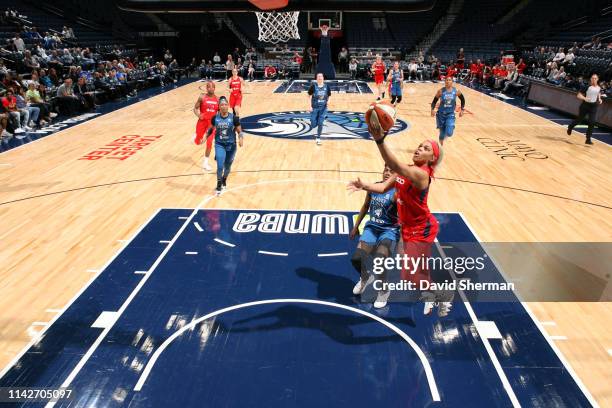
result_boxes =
[224,304,415,345]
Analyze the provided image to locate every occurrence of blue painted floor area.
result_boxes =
[0,210,593,407]
[274,80,373,94]
[0,78,198,154]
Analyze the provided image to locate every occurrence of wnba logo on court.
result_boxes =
[233,212,350,234]
[240,111,409,140]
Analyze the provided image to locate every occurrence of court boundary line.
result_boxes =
[0,208,164,380]
[435,240,520,407]
[132,298,441,402]
[458,213,601,408]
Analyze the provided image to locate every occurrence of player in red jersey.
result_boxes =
[227,68,245,116]
[193,81,219,171]
[348,136,453,317]
[371,55,386,100]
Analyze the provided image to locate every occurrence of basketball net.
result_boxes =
[254,11,300,43]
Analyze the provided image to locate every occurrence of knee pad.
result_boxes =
[351,248,368,273]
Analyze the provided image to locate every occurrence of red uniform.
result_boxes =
[228,77,243,109]
[395,169,439,283]
[373,61,386,85]
[195,94,219,148]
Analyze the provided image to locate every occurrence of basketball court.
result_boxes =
[0,1,611,407]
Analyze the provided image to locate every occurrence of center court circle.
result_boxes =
[240,111,410,140]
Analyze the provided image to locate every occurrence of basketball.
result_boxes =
[365,101,396,137]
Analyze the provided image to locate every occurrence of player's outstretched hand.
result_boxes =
[368,123,385,142]
[349,226,359,240]
[347,178,364,193]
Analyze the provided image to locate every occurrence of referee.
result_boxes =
[567,73,603,145]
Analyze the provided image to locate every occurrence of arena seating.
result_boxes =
[428,0,516,62]
[1,0,120,47]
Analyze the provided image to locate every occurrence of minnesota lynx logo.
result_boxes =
[241,111,409,140]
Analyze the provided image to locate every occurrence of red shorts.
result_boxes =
[400,216,439,282]
[375,74,384,85]
[230,93,242,109]
[195,118,215,149]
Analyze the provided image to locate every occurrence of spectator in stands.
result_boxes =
[24,51,41,70]
[468,60,479,82]
[247,63,255,81]
[25,82,53,124]
[16,87,40,129]
[39,69,54,88]
[232,47,241,64]
[244,48,254,62]
[302,48,312,73]
[206,61,214,79]
[417,51,425,64]
[338,47,348,73]
[0,103,11,139]
[3,72,22,91]
[1,89,26,134]
[56,78,80,115]
[30,27,43,41]
[186,57,197,77]
[43,32,56,49]
[198,59,208,79]
[408,60,420,80]
[62,26,74,39]
[293,51,303,66]
[431,62,441,80]
[446,63,457,79]
[551,47,565,66]
[501,66,520,93]
[13,33,25,54]
[546,62,559,82]
[549,66,566,85]
[564,75,582,91]
[309,47,318,70]
[213,52,221,64]
[456,48,465,70]
[225,55,234,79]
[264,65,277,79]
[73,76,95,111]
[61,49,74,65]
[516,58,526,74]
[168,59,181,81]
[164,50,173,65]
[583,36,602,50]
[0,60,7,76]
[562,48,575,66]
[47,51,63,70]
[349,58,357,80]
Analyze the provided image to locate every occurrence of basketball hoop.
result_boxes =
[254,11,300,43]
